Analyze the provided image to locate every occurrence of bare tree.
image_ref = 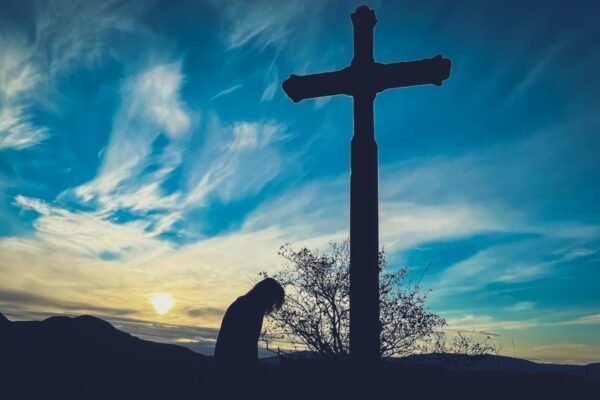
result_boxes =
[431,330,502,369]
[261,240,447,359]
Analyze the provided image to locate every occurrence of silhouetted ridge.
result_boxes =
[45,314,119,333]
[399,353,599,376]
[0,312,213,400]
[1,312,598,399]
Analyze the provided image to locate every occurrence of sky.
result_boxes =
[1,0,599,364]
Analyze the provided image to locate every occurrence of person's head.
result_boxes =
[247,278,284,314]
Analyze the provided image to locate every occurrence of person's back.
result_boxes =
[213,278,284,398]
[214,294,264,375]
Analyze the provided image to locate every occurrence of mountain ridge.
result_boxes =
[1,312,598,399]
[0,311,214,400]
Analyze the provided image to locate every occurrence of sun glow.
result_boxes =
[151,293,174,315]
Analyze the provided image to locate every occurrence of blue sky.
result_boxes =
[1,0,599,364]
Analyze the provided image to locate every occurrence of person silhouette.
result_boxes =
[214,277,284,398]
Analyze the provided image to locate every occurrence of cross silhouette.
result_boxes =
[282,5,451,363]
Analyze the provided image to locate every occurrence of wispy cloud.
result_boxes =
[72,62,191,216]
[431,237,593,296]
[14,195,170,260]
[502,22,596,109]
[0,106,48,149]
[185,118,287,206]
[0,0,147,150]
[211,84,243,100]
[554,313,600,326]
[217,0,326,50]
[445,313,538,333]
[261,68,279,102]
[0,36,39,101]
[506,301,536,312]
[380,202,507,253]
[5,59,196,272]
[33,0,144,76]
[522,342,600,365]
[6,100,599,332]
[0,219,290,327]
[0,36,44,150]
[0,288,136,316]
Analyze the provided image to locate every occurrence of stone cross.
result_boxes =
[282,5,451,363]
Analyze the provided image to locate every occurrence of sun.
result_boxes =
[151,293,174,315]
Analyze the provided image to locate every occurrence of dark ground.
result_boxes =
[1,312,598,400]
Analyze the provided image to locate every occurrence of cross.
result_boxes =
[282,5,451,363]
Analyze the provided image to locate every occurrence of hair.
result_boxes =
[247,277,285,313]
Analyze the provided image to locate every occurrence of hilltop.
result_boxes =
[1,312,598,400]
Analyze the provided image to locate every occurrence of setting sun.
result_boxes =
[151,293,174,315]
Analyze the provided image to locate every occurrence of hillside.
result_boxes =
[1,312,598,400]
[0,312,214,399]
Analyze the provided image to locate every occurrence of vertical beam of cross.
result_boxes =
[282,5,451,364]
[349,7,380,364]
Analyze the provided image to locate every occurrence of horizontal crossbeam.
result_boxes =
[282,55,451,103]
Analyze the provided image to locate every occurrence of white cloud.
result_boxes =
[230,121,279,150]
[219,135,600,301]
[0,208,301,327]
[380,113,600,215]
[73,62,191,214]
[261,69,279,102]
[34,0,144,76]
[211,84,243,100]
[555,313,600,326]
[243,176,346,233]
[502,27,591,108]
[445,313,538,332]
[559,247,598,261]
[0,106,48,150]
[380,201,507,252]
[103,62,190,171]
[431,224,600,297]
[521,342,600,365]
[0,37,44,150]
[4,123,600,339]
[185,118,287,206]
[506,301,535,312]
[0,0,146,150]
[218,0,321,50]
[433,242,553,296]
[133,64,191,138]
[14,195,169,260]
[0,36,39,101]
[30,62,193,254]
[242,173,516,256]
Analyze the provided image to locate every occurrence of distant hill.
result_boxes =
[0,312,214,399]
[262,350,600,380]
[399,352,600,380]
[1,312,598,400]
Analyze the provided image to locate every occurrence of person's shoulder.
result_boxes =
[231,295,250,307]
[228,295,251,312]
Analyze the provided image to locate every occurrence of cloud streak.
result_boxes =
[0,106,48,149]
[217,0,325,50]
[0,288,136,316]
[75,62,191,207]
[14,195,171,260]
[0,0,147,150]
[211,84,243,100]
[185,118,287,206]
